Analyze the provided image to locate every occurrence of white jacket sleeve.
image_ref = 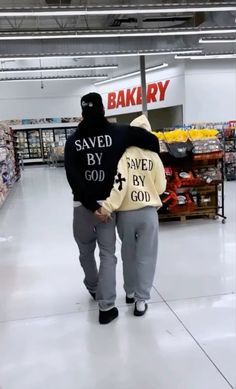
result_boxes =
[154,155,167,195]
[102,152,128,213]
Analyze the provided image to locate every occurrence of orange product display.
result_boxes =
[169,192,195,214]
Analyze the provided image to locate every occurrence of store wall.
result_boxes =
[184,60,236,124]
[111,111,141,125]
[112,105,183,129]
[0,80,89,120]
[0,63,185,122]
[148,105,183,129]
[1,60,236,125]
[96,63,185,117]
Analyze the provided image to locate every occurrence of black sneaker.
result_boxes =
[126,295,135,304]
[99,307,119,324]
[134,302,148,317]
[89,291,96,301]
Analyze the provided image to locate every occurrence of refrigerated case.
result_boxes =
[42,129,54,159]
[14,126,77,162]
[42,127,76,159]
[27,130,42,159]
[15,130,29,159]
[15,129,42,159]
[66,127,76,138]
[54,128,67,146]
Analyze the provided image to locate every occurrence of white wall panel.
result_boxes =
[0,80,91,120]
[184,61,236,124]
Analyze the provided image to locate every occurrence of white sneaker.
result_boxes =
[134,300,148,316]
[126,293,135,304]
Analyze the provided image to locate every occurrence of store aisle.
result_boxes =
[0,166,235,389]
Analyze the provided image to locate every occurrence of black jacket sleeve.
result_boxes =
[64,139,101,212]
[125,126,160,154]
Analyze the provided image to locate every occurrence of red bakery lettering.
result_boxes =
[116,90,126,108]
[107,92,116,109]
[126,87,136,106]
[146,83,158,103]
[136,86,142,105]
[158,80,170,101]
[107,79,171,109]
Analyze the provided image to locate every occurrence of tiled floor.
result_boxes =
[0,166,235,389]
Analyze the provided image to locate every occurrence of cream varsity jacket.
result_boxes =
[102,115,166,214]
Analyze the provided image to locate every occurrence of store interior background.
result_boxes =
[0,1,235,124]
[0,2,236,389]
[0,61,236,125]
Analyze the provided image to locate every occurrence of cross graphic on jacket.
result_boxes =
[115,172,126,191]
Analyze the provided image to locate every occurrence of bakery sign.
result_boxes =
[107,80,170,110]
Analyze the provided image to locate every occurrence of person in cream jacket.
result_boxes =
[101,115,166,316]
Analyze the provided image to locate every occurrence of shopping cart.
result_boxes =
[48,145,64,167]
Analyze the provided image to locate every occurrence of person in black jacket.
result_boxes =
[65,92,159,324]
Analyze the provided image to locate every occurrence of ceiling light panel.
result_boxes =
[94,63,168,85]
[199,37,236,43]
[0,4,235,17]
[0,28,236,39]
[0,65,118,74]
[175,53,236,59]
[0,75,108,82]
[0,49,202,62]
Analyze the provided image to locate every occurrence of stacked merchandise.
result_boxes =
[223,126,236,180]
[153,128,225,222]
[0,122,20,208]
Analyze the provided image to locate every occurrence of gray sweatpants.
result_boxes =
[117,207,158,301]
[73,205,117,311]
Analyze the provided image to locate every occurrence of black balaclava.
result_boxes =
[80,92,106,127]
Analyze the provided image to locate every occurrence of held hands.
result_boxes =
[94,207,111,223]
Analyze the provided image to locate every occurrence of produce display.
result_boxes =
[153,128,223,158]
[153,128,219,142]
[154,128,223,158]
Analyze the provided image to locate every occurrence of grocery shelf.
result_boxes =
[0,123,21,208]
[157,129,226,223]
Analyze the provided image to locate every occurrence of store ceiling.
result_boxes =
[0,0,236,84]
